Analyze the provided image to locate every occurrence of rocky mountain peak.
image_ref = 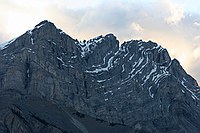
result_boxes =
[34,20,55,28]
[27,20,64,44]
[0,20,200,133]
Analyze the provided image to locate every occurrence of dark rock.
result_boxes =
[0,20,200,133]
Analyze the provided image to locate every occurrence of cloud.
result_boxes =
[132,22,144,32]
[188,49,200,84]
[164,0,185,25]
[193,47,200,59]
[194,22,200,27]
[50,1,141,41]
[0,34,6,44]
[194,36,200,40]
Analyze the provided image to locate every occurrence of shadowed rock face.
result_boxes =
[0,20,200,133]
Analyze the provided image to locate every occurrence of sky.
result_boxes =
[0,0,200,83]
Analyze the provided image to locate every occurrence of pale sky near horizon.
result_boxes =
[0,0,200,83]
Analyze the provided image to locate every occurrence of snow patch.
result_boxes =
[149,86,154,98]
[97,79,107,83]
[57,57,65,64]
[181,80,199,100]
[60,31,66,35]
[181,89,185,93]
[129,54,134,61]
[167,104,171,112]
[35,23,45,29]
[139,46,144,51]
[122,64,125,72]
[143,65,157,83]
[104,92,108,95]
[136,57,144,67]
[48,40,56,45]
[71,55,77,59]
[27,69,30,78]
[77,36,105,57]
[31,38,34,45]
[0,38,16,50]
[57,56,73,68]
[86,56,114,73]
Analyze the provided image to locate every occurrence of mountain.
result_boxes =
[0,20,200,133]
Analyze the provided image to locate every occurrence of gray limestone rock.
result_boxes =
[0,20,200,133]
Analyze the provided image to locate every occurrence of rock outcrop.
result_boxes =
[0,20,200,133]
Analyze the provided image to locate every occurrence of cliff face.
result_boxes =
[0,20,200,133]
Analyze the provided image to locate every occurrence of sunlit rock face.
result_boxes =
[0,20,200,133]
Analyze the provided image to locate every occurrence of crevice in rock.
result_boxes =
[24,56,31,91]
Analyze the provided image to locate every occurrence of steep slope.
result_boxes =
[0,20,200,133]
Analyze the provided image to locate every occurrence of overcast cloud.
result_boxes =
[0,0,200,83]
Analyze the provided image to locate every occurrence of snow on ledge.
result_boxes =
[0,38,17,50]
